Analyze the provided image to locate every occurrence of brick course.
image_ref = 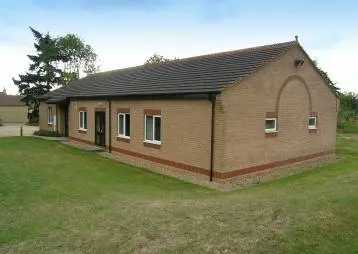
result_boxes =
[220,45,337,174]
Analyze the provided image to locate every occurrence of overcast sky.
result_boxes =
[1,0,357,95]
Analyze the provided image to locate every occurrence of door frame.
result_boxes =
[94,110,106,147]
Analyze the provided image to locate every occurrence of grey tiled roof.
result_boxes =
[0,94,26,106]
[42,41,297,101]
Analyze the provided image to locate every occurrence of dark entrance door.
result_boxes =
[95,111,105,147]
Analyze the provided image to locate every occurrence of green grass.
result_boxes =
[338,122,358,133]
[1,136,358,253]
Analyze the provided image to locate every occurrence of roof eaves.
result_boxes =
[61,91,221,102]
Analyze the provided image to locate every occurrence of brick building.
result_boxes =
[0,88,28,123]
[39,40,338,182]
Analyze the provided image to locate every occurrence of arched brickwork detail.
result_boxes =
[275,75,312,113]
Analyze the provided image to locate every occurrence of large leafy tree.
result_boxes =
[13,28,99,123]
[13,27,64,122]
[338,92,358,128]
[57,34,99,85]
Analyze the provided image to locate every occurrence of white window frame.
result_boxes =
[265,118,277,133]
[79,111,87,131]
[308,116,317,129]
[144,114,161,145]
[118,113,130,138]
[47,108,53,124]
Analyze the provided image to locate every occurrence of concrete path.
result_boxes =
[33,136,68,141]
[0,124,38,137]
[62,141,104,152]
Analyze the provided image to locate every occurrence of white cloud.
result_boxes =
[0,42,31,95]
[310,36,358,93]
[1,10,357,96]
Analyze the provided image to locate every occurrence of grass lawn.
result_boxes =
[1,135,358,253]
[338,122,358,134]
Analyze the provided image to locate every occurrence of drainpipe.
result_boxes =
[56,106,59,134]
[209,93,216,181]
[108,98,112,153]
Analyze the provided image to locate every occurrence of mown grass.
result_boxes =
[1,134,358,253]
[338,122,358,133]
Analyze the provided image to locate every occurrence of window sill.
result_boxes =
[117,136,130,143]
[265,131,278,137]
[309,129,317,133]
[78,129,87,134]
[143,140,161,149]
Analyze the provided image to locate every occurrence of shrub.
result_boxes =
[28,116,39,125]
[0,117,3,127]
[33,130,61,137]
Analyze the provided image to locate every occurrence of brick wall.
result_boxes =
[68,100,109,145]
[67,99,213,173]
[0,106,27,123]
[39,102,56,131]
[219,45,337,175]
[110,99,212,172]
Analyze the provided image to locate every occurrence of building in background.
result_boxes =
[0,88,28,124]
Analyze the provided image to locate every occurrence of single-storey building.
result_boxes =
[39,40,338,182]
[0,88,28,123]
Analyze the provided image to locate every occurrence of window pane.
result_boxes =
[265,119,276,130]
[80,112,83,128]
[125,114,130,137]
[154,117,161,141]
[118,114,124,135]
[84,112,87,129]
[146,116,154,140]
[309,117,316,127]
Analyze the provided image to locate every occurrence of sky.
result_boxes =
[0,0,357,95]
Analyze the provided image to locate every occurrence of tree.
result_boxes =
[13,28,99,123]
[57,34,99,85]
[145,54,172,64]
[313,60,341,95]
[13,27,63,123]
[338,92,358,128]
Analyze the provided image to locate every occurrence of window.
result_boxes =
[308,117,317,129]
[48,108,53,124]
[118,113,130,138]
[145,115,161,144]
[79,111,87,130]
[265,118,277,133]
